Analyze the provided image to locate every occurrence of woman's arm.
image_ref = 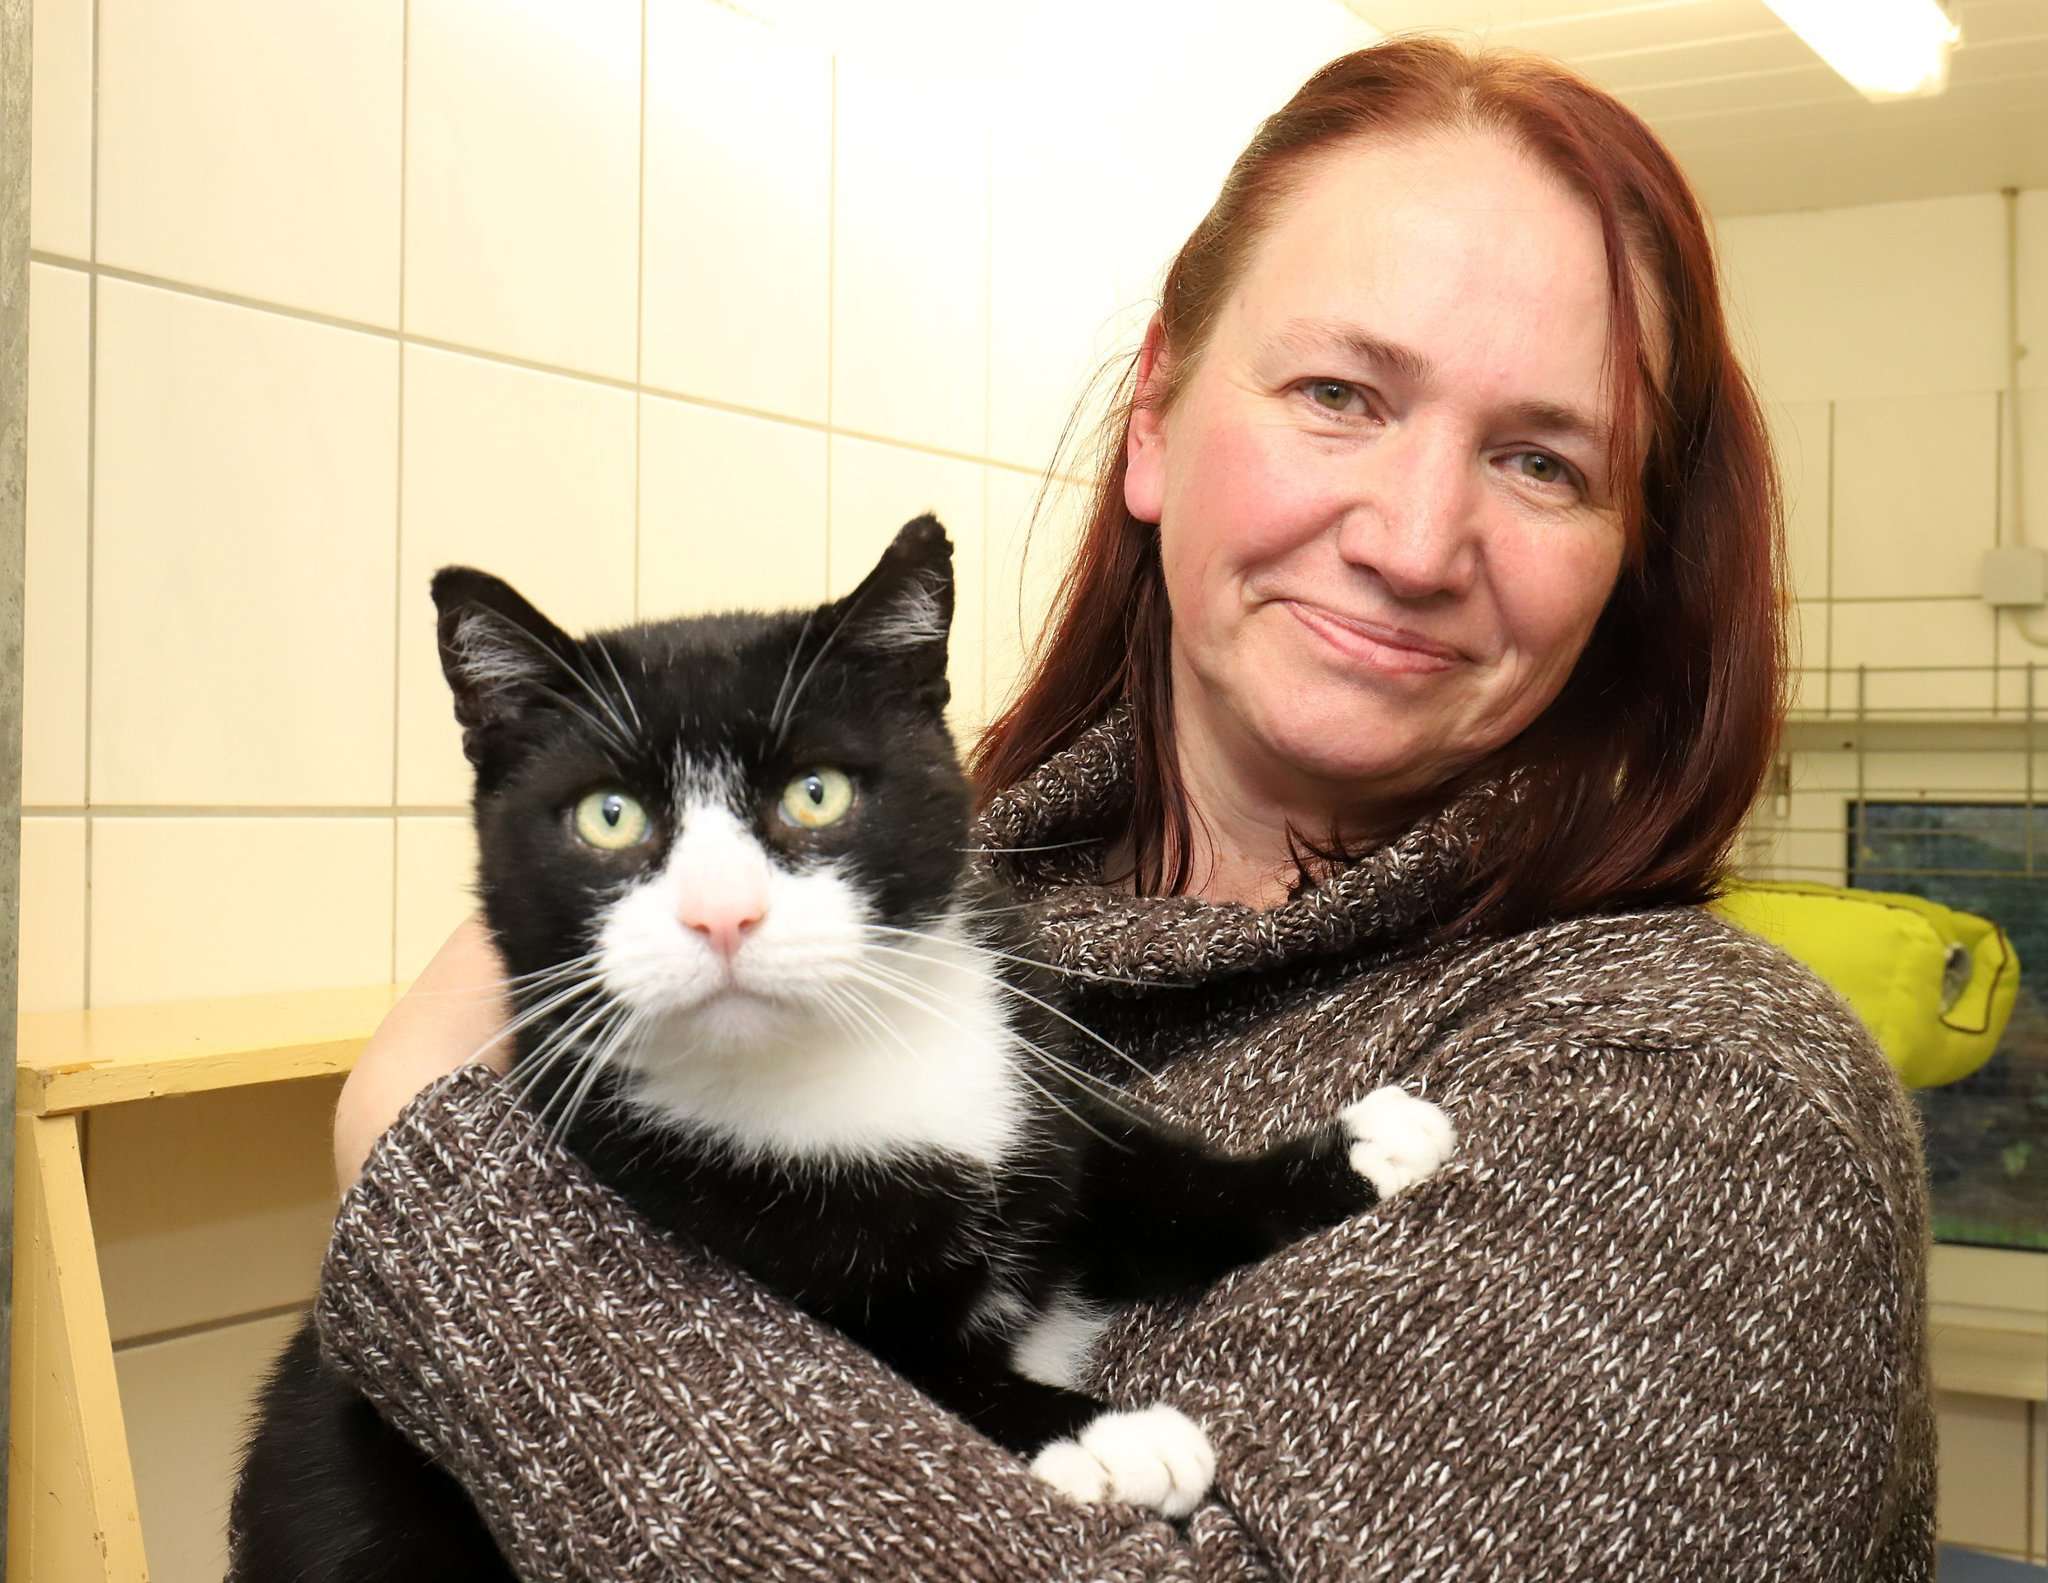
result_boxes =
[334,914,512,1191]
[324,930,1928,1579]
[1085,1038,1932,1577]
[319,1062,1211,1583]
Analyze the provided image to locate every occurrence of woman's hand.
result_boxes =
[334,914,516,1192]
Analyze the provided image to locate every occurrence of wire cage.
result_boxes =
[1740,663,2048,1251]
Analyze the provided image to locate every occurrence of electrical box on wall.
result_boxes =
[1979,546,2048,607]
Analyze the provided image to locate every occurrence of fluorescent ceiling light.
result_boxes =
[1762,0,1963,101]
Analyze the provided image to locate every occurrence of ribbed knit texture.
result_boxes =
[317,708,1935,1580]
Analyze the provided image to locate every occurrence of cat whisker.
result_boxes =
[526,996,633,1150]
[767,610,815,740]
[831,974,1124,1163]
[855,935,1155,1081]
[956,838,1103,855]
[773,581,881,748]
[473,607,640,761]
[591,637,644,733]
[845,952,1151,1120]
[546,1005,638,1151]
[837,963,1138,1147]
[487,985,618,1159]
[864,922,1158,990]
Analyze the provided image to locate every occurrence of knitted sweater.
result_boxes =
[317,710,1935,1580]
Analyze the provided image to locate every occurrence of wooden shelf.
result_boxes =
[15,983,406,1117]
[11,983,406,1582]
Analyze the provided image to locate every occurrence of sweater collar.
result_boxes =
[972,705,1502,990]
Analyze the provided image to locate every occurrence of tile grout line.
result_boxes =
[82,0,103,1008]
[634,0,649,620]
[25,805,472,819]
[390,0,412,984]
[1993,387,2003,714]
[25,253,1076,483]
[1823,401,1833,719]
[824,53,837,597]
[980,112,994,723]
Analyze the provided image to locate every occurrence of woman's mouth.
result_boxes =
[1283,601,1461,674]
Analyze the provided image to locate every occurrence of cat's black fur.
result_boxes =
[226,517,1385,1583]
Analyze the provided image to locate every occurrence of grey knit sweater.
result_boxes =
[317,709,1935,1580]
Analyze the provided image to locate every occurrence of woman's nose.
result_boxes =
[1334,425,1480,599]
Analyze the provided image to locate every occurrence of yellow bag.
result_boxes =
[1709,880,2019,1089]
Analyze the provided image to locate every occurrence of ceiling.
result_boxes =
[1347,0,2048,214]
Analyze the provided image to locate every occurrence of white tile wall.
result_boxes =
[828,435,986,724]
[394,815,479,981]
[1829,600,1996,717]
[1767,400,1829,604]
[986,468,1090,717]
[641,0,832,420]
[95,0,403,325]
[638,395,830,616]
[1832,392,1998,600]
[90,280,399,807]
[1717,194,2011,403]
[114,1310,306,1583]
[25,263,90,806]
[28,0,92,257]
[17,816,87,1012]
[1791,600,1827,715]
[89,818,395,1006]
[986,113,1132,474]
[89,1080,343,1343]
[406,0,642,378]
[830,61,990,456]
[395,345,639,807]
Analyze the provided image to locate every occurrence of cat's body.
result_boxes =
[227,518,1452,1583]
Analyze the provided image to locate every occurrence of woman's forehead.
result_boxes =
[1227,130,1625,414]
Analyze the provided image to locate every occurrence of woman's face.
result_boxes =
[1126,129,1635,825]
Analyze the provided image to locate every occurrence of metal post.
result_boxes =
[2027,664,2037,876]
[0,0,28,1561]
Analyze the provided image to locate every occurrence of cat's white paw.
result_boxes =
[1340,1086,1455,1198]
[1029,1404,1215,1518]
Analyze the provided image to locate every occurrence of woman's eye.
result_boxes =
[779,768,855,831]
[1511,450,1576,491]
[1302,379,1366,417]
[572,789,652,851]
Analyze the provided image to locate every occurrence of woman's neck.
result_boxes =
[1154,691,1406,910]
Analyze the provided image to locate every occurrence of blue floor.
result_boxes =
[1942,1546,2048,1580]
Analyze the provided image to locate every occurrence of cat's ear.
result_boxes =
[431,567,580,763]
[835,514,954,704]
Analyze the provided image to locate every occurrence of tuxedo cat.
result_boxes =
[226,516,1453,1582]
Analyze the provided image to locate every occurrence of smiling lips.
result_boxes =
[1283,600,1462,673]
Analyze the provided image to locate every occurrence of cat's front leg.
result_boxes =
[1062,1084,1457,1309]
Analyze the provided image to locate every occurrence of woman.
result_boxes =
[325,38,1933,1579]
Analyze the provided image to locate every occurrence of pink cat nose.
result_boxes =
[678,897,764,961]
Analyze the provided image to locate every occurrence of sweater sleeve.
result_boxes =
[1084,1034,1935,1579]
[315,1064,1242,1583]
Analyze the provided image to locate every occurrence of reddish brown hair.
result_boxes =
[969,34,1787,943]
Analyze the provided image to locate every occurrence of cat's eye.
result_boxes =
[573,790,652,850]
[779,769,855,830]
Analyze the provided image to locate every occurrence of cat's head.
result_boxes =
[432,515,975,1082]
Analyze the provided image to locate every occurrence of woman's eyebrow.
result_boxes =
[1269,318,1434,385]
[1268,317,1611,451]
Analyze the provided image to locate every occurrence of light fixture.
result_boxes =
[1761,0,1963,101]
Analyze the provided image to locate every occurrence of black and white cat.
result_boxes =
[227,516,1452,1582]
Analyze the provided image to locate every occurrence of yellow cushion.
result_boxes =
[1708,880,2018,1089]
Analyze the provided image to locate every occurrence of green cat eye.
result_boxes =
[573,789,651,850]
[779,768,855,830]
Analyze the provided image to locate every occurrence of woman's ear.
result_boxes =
[1124,315,1171,526]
